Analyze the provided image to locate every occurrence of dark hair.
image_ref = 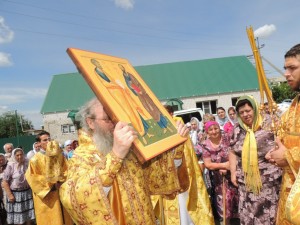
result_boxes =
[285,44,300,58]
[227,106,236,114]
[217,107,225,112]
[36,131,50,142]
[235,99,253,113]
[164,105,174,114]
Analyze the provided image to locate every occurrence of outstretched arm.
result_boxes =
[229,150,238,187]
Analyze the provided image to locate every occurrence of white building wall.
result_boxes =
[43,112,77,145]
[162,90,260,112]
[43,90,261,143]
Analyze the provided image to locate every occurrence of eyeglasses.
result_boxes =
[90,117,112,123]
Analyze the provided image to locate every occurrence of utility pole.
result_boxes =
[15,110,20,146]
[261,56,284,76]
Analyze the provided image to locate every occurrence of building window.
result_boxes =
[165,98,183,111]
[61,124,76,134]
[196,100,217,114]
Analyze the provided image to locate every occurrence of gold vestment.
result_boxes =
[151,116,214,225]
[60,130,185,225]
[25,150,72,225]
[277,95,300,225]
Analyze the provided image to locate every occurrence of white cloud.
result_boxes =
[0,88,47,104]
[21,110,44,129]
[0,88,46,129]
[0,105,8,112]
[0,16,14,44]
[254,24,276,39]
[113,0,135,10]
[0,52,13,67]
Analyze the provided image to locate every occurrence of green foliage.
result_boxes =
[0,111,33,138]
[271,82,297,103]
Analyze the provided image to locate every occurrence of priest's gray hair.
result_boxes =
[78,98,102,134]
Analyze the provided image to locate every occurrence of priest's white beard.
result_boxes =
[93,124,114,156]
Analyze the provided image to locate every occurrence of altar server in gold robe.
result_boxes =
[268,43,300,225]
[25,131,72,225]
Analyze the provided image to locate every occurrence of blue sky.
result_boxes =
[0,0,299,128]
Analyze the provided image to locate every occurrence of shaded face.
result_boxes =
[264,104,270,114]
[217,109,226,119]
[34,142,41,151]
[87,104,115,134]
[14,150,24,163]
[39,134,51,150]
[4,144,13,154]
[228,109,236,120]
[65,144,72,152]
[207,124,220,139]
[190,121,198,131]
[72,141,79,149]
[284,55,300,91]
[238,103,254,127]
[0,156,5,166]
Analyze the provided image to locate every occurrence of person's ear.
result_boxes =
[86,118,95,130]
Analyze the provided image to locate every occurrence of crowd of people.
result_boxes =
[0,44,299,225]
[0,137,78,225]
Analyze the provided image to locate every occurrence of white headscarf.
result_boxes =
[227,107,238,126]
[11,148,28,170]
[189,117,200,146]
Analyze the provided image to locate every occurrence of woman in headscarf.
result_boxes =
[26,142,41,160]
[216,107,229,131]
[229,95,282,225]
[2,148,35,225]
[224,107,238,135]
[0,153,7,181]
[0,153,8,215]
[189,117,201,157]
[200,121,239,224]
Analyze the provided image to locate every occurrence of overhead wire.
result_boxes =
[2,0,210,36]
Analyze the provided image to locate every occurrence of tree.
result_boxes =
[271,82,297,103]
[0,111,33,138]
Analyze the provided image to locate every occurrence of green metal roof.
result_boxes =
[41,55,258,114]
[135,55,258,100]
[41,73,94,113]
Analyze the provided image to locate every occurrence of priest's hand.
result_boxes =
[269,138,289,167]
[176,121,189,137]
[112,121,137,159]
